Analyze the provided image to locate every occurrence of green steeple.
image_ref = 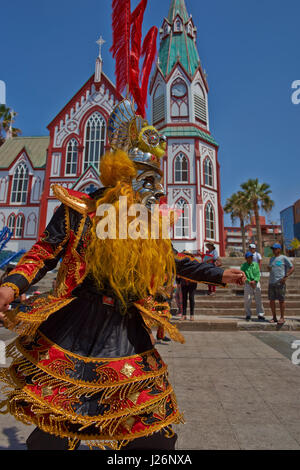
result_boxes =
[159,0,200,78]
[168,0,189,22]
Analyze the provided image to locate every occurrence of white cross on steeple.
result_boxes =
[96,35,106,60]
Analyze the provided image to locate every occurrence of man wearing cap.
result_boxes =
[241,252,265,321]
[268,243,294,324]
[248,243,262,270]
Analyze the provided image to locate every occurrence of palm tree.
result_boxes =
[224,191,250,254]
[0,104,21,146]
[240,178,274,255]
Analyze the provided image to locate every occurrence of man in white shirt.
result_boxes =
[249,244,262,270]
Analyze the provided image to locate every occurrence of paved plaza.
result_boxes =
[0,329,300,450]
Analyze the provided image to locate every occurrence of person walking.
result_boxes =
[204,243,222,296]
[268,243,294,325]
[248,243,262,270]
[241,252,265,321]
[181,277,197,321]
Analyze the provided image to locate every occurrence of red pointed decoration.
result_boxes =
[110,0,131,94]
[110,0,157,117]
[129,0,147,116]
[140,26,158,115]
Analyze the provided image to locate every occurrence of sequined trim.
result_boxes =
[1,282,20,299]
[134,297,185,344]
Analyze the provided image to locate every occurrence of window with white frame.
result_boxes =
[65,139,78,176]
[175,18,182,32]
[83,112,106,171]
[194,83,207,123]
[205,202,215,239]
[175,198,190,238]
[204,158,213,187]
[15,214,24,238]
[7,214,16,236]
[11,163,29,203]
[174,153,188,183]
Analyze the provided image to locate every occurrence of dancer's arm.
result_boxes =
[175,252,246,286]
[0,204,70,302]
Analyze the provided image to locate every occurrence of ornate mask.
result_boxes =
[108,100,166,209]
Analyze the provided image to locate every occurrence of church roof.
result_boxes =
[161,125,218,146]
[159,0,200,78]
[167,0,189,22]
[0,136,49,169]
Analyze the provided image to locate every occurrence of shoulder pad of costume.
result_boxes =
[52,184,96,216]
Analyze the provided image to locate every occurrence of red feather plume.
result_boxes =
[110,0,131,94]
[129,0,147,115]
[140,26,158,116]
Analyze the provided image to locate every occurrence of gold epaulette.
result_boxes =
[52,184,96,216]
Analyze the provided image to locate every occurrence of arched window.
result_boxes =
[204,158,213,187]
[15,214,24,238]
[153,84,165,124]
[83,112,106,171]
[205,202,215,240]
[194,83,207,123]
[7,214,16,236]
[175,18,182,32]
[65,139,78,176]
[171,78,189,121]
[175,198,190,239]
[174,153,188,183]
[11,163,29,203]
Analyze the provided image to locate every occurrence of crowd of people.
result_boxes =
[172,242,295,325]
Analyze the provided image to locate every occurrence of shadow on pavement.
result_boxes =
[0,427,27,450]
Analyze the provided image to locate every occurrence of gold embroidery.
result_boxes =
[147,355,157,370]
[52,184,96,216]
[120,363,135,378]
[41,386,53,397]
[128,392,140,405]
[38,351,50,361]
[122,417,135,432]
[134,299,185,344]
[153,400,166,419]
[1,283,20,299]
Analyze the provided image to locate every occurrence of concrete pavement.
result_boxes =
[0,329,300,450]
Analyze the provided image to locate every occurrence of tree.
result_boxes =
[224,191,250,254]
[240,178,274,255]
[291,238,300,257]
[0,104,21,146]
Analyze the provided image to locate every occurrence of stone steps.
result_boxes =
[194,300,300,308]
[191,307,300,315]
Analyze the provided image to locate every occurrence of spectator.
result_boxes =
[181,277,197,321]
[175,277,183,316]
[204,242,222,296]
[248,243,262,270]
[241,252,265,321]
[268,243,294,325]
[179,251,198,321]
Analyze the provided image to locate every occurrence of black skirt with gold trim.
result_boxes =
[0,280,183,450]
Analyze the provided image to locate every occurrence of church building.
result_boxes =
[0,0,224,256]
[150,0,224,255]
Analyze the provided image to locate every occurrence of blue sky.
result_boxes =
[1,0,300,226]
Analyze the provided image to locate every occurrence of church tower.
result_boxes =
[150,0,224,255]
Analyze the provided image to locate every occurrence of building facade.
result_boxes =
[150,0,224,255]
[0,47,122,252]
[225,216,282,256]
[0,0,224,256]
[280,199,300,251]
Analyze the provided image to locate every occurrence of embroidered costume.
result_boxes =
[0,0,225,450]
